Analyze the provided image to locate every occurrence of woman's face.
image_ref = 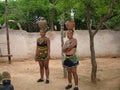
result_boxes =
[40,30,46,37]
[67,31,73,39]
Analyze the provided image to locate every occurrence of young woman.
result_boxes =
[63,30,79,90]
[35,29,50,84]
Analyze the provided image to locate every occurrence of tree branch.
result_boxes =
[93,0,116,36]
[86,4,93,36]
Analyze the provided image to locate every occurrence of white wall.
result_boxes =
[0,29,120,60]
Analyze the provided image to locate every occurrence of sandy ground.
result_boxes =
[0,58,120,90]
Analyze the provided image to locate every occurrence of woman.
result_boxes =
[35,29,50,84]
[63,30,79,90]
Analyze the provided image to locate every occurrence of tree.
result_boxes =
[49,0,58,31]
[84,0,116,83]
[5,0,11,64]
[0,0,119,31]
[57,0,81,78]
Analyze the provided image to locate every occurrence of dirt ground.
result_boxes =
[0,58,120,90]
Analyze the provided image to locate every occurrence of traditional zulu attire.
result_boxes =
[36,37,48,60]
[63,40,79,68]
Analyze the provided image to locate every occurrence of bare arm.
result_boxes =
[62,44,67,53]
[35,39,38,61]
[46,38,50,59]
[67,39,77,51]
[63,39,77,53]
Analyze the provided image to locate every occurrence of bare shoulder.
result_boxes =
[46,37,50,42]
[73,38,77,42]
[37,37,40,41]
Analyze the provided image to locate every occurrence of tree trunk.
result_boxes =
[86,4,97,83]
[90,35,97,83]
[5,0,11,64]
[60,15,67,78]
[86,0,115,83]
[50,8,55,31]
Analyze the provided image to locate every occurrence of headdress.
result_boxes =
[67,30,74,33]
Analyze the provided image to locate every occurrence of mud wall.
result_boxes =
[0,29,120,60]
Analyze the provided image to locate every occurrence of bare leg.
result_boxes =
[44,60,49,80]
[38,61,44,79]
[65,68,72,89]
[67,68,72,84]
[72,67,78,86]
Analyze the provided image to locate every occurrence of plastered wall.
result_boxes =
[0,29,120,60]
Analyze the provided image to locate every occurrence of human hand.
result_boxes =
[34,56,37,62]
[47,55,50,60]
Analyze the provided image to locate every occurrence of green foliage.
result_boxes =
[106,0,120,30]
[79,0,120,30]
[0,2,5,25]
[0,2,5,16]
[0,73,3,81]
[0,0,119,31]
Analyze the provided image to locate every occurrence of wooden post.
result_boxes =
[60,15,67,78]
[5,0,11,64]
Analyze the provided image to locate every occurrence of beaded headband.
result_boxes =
[67,30,74,33]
